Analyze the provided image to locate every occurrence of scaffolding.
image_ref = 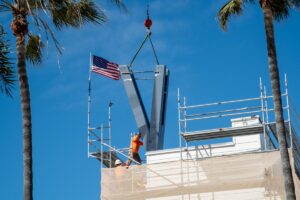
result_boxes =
[100,74,300,200]
[177,75,299,160]
[87,52,138,168]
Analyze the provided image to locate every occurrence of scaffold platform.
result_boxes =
[182,124,264,142]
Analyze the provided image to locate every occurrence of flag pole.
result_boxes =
[88,53,92,158]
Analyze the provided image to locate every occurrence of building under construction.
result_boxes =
[88,71,300,200]
[87,12,300,200]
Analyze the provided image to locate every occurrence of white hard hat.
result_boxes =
[115,159,122,165]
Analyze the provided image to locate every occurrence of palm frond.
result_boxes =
[218,0,246,31]
[26,0,45,9]
[109,0,127,12]
[244,0,256,3]
[0,26,15,97]
[269,0,290,21]
[26,33,43,65]
[289,0,300,7]
[0,0,14,11]
[32,12,63,54]
[50,0,106,29]
[78,0,106,24]
[0,2,11,11]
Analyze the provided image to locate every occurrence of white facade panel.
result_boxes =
[146,116,264,164]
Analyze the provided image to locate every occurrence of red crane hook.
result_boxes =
[144,17,152,29]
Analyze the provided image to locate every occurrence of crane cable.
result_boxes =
[129,1,160,68]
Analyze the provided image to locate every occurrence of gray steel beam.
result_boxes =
[119,65,150,149]
[149,65,169,150]
[120,65,169,151]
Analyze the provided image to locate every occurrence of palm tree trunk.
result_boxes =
[262,5,296,200]
[16,34,33,200]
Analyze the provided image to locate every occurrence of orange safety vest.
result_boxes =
[131,134,143,153]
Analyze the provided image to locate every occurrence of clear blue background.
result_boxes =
[1,1,299,199]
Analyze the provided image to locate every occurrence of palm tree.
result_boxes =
[0,25,14,97]
[0,1,125,200]
[218,0,299,199]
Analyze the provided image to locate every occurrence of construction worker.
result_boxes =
[114,159,127,175]
[127,132,143,165]
[114,159,128,193]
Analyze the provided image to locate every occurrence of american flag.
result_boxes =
[92,55,120,80]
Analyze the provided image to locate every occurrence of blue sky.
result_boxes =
[1,1,300,200]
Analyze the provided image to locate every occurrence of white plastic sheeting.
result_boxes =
[101,150,300,200]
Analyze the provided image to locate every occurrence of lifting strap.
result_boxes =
[128,4,159,68]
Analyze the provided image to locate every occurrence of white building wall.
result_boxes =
[144,116,280,200]
[146,116,264,164]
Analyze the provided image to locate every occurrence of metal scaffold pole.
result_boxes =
[177,88,182,161]
[285,74,293,148]
[88,53,92,158]
[260,77,267,150]
[100,123,104,170]
[264,86,272,149]
[108,102,112,168]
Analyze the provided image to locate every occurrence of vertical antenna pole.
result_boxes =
[285,74,293,148]
[108,102,112,168]
[260,77,267,150]
[100,123,103,199]
[88,53,92,158]
[100,124,104,170]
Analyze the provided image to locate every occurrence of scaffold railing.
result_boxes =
[177,75,298,162]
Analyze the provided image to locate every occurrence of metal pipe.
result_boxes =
[89,139,100,142]
[260,78,267,151]
[89,142,102,155]
[179,94,289,110]
[91,126,110,130]
[122,70,156,74]
[87,53,92,158]
[185,106,261,118]
[100,142,137,165]
[88,127,98,130]
[108,102,112,168]
[100,124,104,169]
[183,96,189,160]
[264,86,271,149]
[265,107,289,112]
[135,78,155,80]
[183,97,187,133]
[177,88,182,161]
[180,96,262,109]
[182,110,262,121]
[285,74,293,148]
[91,131,100,140]
[117,147,131,151]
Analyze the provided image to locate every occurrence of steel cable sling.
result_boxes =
[128,2,160,69]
